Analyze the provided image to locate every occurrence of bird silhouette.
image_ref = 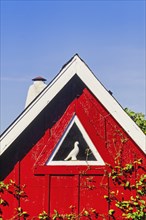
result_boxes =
[64,141,79,161]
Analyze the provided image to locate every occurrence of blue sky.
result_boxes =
[0,0,145,133]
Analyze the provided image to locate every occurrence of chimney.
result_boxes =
[25,76,47,108]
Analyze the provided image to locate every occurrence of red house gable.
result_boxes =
[0,54,145,219]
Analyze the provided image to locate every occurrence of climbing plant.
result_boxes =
[106,158,146,219]
[0,109,146,219]
[105,108,146,219]
[1,156,145,220]
[0,179,29,219]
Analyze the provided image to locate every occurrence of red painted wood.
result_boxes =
[34,166,106,175]
[35,100,76,167]
[80,175,108,219]
[1,162,19,219]
[49,175,78,215]
[20,174,49,216]
[2,88,146,219]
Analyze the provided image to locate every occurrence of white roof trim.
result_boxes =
[0,55,145,155]
[46,115,105,166]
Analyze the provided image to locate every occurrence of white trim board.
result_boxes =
[0,54,145,155]
[46,115,105,166]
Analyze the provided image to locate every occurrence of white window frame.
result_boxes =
[46,115,105,166]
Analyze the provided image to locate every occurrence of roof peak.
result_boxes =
[1,54,145,155]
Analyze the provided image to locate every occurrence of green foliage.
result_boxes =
[16,207,29,218]
[1,161,146,219]
[105,159,146,219]
[125,108,146,134]
[38,211,50,220]
[1,109,146,219]
[108,209,115,216]
[51,208,99,220]
[0,180,28,220]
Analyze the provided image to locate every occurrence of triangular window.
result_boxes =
[46,115,105,165]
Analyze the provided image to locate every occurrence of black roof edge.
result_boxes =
[0,54,79,137]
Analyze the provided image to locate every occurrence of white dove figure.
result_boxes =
[64,141,79,161]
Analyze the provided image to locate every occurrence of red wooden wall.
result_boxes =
[2,88,146,219]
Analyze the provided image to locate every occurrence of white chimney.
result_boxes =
[25,76,47,108]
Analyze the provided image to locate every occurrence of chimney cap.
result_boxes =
[32,76,47,81]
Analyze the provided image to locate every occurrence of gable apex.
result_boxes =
[0,55,145,155]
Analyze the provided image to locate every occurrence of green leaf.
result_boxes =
[133,202,138,206]
[128,207,133,211]
[108,209,115,216]
[139,200,145,205]
[125,181,130,188]
[84,210,89,216]
[137,190,144,195]
[104,195,108,199]
[115,203,120,208]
